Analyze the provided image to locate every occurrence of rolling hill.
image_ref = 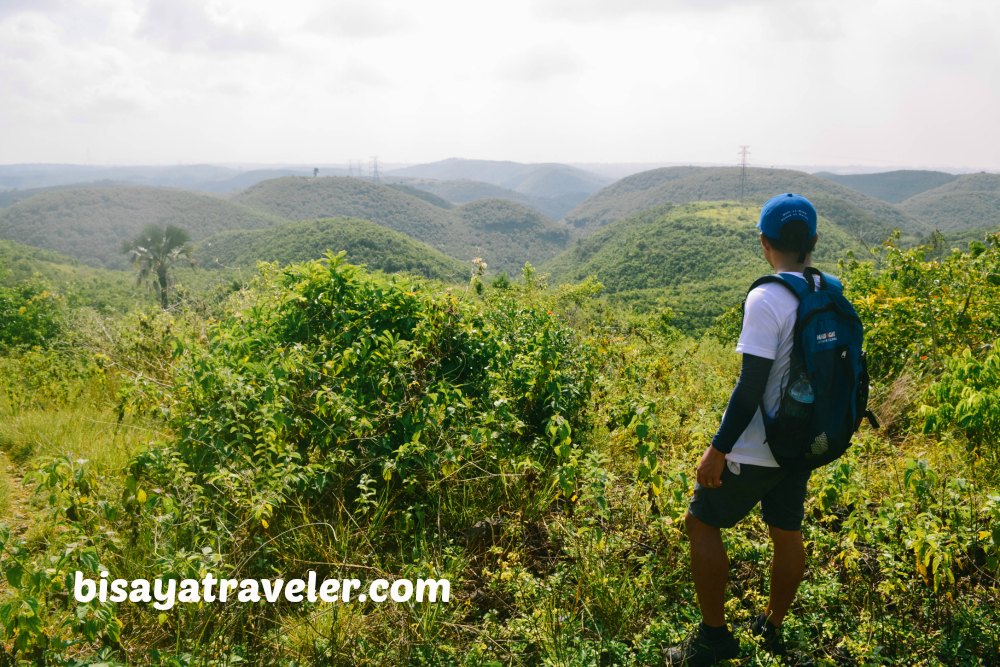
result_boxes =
[232,177,572,273]
[0,185,286,270]
[196,217,468,282]
[814,170,958,203]
[898,172,1000,235]
[387,158,610,199]
[545,201,866,332]
[564,166,927,246]
[389,178,582,220]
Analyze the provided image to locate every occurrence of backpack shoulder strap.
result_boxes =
[741,273,807,324]
[747,273,809,301]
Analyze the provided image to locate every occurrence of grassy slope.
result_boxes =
[0,185,286,270]
[815,170,958,203]
[196,217,468,282]
[899,172,1000,234]
[232,177,572,273]
[564,166,927,246]
[0,239,147,311]
[545,201,865,332]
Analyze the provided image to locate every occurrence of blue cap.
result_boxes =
[757,193,817,240]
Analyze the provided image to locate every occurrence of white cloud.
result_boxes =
[497,47,582,84]
[306,1,412,39]
[136,0,278,53]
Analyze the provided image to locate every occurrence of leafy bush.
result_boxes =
[0,280,61,351]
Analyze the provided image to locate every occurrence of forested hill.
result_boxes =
[386,158,610,199]
[232,177,572,273]
[545,201,866,332]
[196,217,468,282]
[0,185,286,270]
[564,166,927,246]
[814,169,958,203]
[389,178,582,220]
[898,172,1000,234]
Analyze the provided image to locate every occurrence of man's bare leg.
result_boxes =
[764,524,805,627]
[686,512,729,626]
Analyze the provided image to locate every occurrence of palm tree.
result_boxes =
[122,224,194,308]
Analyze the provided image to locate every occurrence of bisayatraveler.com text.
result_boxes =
[74,571,451,610]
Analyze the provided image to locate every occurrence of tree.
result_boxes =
[121,224,194,308]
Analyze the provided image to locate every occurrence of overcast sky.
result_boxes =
[1,0,998,171]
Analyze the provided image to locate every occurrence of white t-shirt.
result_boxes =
[725,273,810,467]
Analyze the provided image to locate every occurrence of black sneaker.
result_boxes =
[749,613,786,656]
[664,623,740,666]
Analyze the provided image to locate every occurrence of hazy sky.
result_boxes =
[2,0,998,171]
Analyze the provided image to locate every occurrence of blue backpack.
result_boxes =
[745,267,879,470]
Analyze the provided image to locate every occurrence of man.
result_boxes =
[666,193,821,666]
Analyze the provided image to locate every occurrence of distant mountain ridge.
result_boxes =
[0,164,339,193]
[387,158,611,199]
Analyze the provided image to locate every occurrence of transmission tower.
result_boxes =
[370,156,381,183]
[738,145,751,202]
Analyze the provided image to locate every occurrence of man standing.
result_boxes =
[666,193,821,665]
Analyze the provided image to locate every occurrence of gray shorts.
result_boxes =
[688,461,811,532]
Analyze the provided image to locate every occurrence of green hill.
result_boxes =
[0,185,286,270]
[232,177,572,273]
[390,178,582,220]
[564,166,927,245]
[899,173,1000,234]
[388,158,610,199]
[815,170,958,203]
[545,201,866,332]
[195,217,468,282]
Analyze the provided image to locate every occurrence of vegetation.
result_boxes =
[815,170,958,204]
[195,217,468,282]
[389,179,581,220]
[0,240,141,312]
[232,177,573,273]
[544,201,865,332]
[0,229,997,664]
[899,173,1000,236]
[563,167,928,245]
[0,185,285,269]
[122,224,195,309]
[387,158,610,199]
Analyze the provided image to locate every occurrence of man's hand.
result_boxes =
[697,446,727,489]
